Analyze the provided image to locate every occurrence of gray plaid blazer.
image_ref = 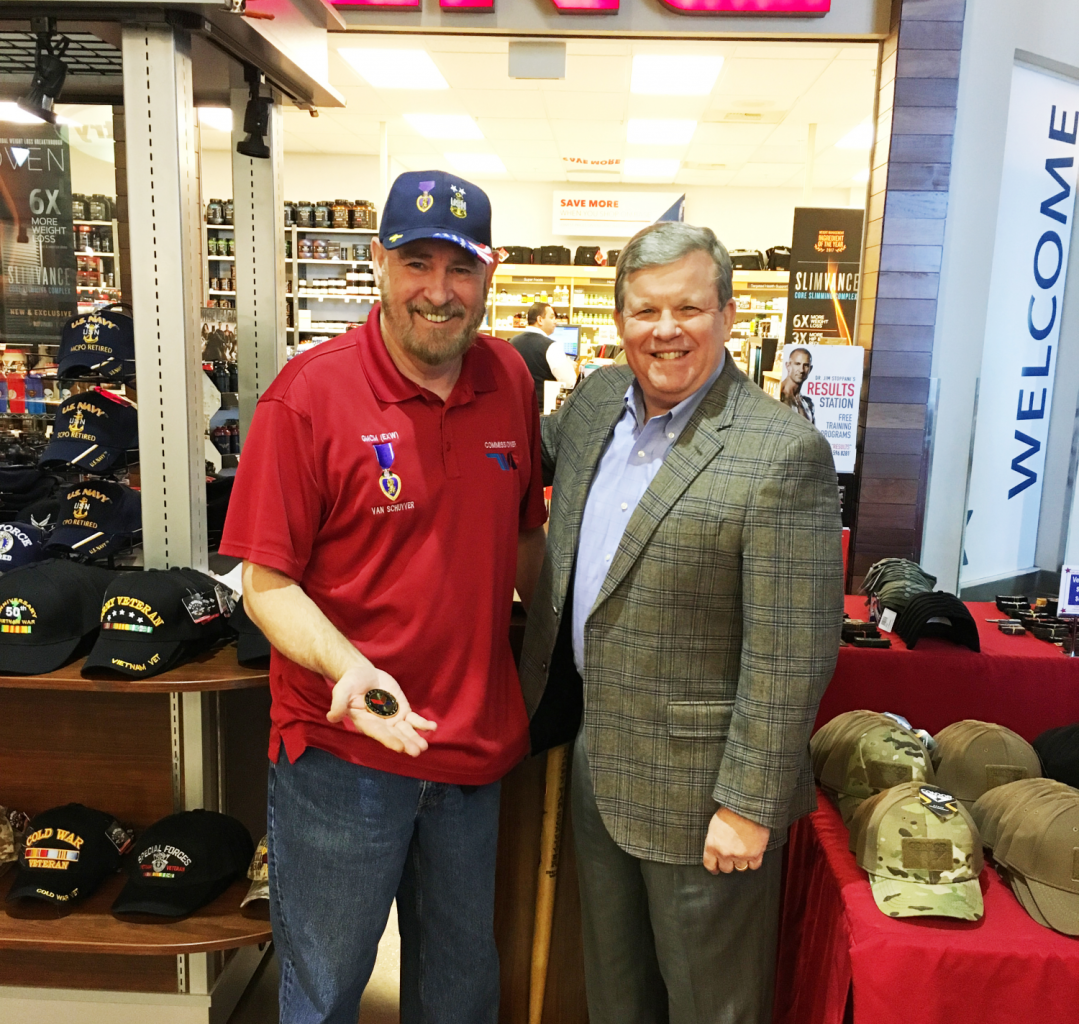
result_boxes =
[518,357,843,864]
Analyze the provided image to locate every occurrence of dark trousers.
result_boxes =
[571,732,782,1024]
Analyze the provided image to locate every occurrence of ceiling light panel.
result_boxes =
[404,113,483,140]
[627,119,697,145]
[444,152,506,174]
[623,158,680,179]
[338,49,448,91]
[631,55,723,97]
[198,107,233,133]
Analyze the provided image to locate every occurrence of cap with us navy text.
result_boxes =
[39,389,138,475]
[45,481,141,561]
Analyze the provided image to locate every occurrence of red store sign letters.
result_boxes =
[333,0,829,15]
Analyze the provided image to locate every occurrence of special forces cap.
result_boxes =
[111,810,254,919]
[0,560,117,673]
[45,481,141,561]
[821,721,935,826]
[932,720,1042,807]
[39,389,138,474]
[0,521,46,572]
[84,567,233,679]
[5,803,131,906]
[854,781,984,920]
[380,170,494,264]
[58,305,136,383]
[240,834,269,918]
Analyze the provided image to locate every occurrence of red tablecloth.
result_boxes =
[817,597,1079,741]
[774,793,1079,1024]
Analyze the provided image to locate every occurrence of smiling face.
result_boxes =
[788,349,812,385]
[372,237,495,367]
[614,250,736,419]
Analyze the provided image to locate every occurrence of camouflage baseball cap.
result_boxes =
[1,806,30,875]
[811,710,890,781]
[821,721,934,826]
[933,720,1042,807]
[240,834,268,918]
[855,781,984,920]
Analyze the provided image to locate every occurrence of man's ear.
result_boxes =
[371,238,386,289]
[613,309,624,340]
[483,256,498,293]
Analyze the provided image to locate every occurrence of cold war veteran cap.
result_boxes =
[45,481,141,561]
[83,567,233,679]
[0,560,116,673]
[111,810,254,919]
[39,389,138,474]
[58,306,136,383]
[379,170,494,264]
[6,803,131,906]
[855,781,984,920]
[240,834,269,918]
[932,720,1042,807]
[0,521,45,572]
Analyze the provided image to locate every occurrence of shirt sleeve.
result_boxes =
[546,340,578,387]
[218,395,322,582]
[520,377,549,532]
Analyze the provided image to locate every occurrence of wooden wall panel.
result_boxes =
[0,950,178,993]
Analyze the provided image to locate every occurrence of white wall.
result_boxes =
[70,146,117,197]
[199,149,857,254]
[922,0,1079,592]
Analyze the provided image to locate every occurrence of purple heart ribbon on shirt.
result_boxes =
[373,442,395,470]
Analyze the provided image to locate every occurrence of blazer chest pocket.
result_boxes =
[667,700,735,739]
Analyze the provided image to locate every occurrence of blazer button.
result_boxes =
[541,661,548,672]
[552,604,559,616]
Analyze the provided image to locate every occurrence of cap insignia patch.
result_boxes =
[918,785,959,820]
[450,184,467,220]
[417,181,435,213]
[0,596,36,633]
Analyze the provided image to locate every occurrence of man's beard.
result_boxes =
[380,292,485,367]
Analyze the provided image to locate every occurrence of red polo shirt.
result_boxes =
[219,306,546,784]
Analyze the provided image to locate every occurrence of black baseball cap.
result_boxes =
[1033,723,1079,788]
[19,496,62,533]
[379,170,494,264]
[0,560,116,673]
[894,592,981,652]
[45,481,141,561]
[6,803,131,906]
[83,567,233,679]
[58,305,136,383]
[39,389,138,474]
[0,521,46,572]
[111,810,254,919]
[230,596,270,666]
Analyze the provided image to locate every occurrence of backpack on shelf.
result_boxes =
[729,249,765,271]
[766,246,792,271]
[537,245,572,266]
[607,250,621,267]
[498,246,533,265]
[574,246,607,267]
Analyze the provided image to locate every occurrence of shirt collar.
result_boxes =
[624,349,726,433]
[358,302,497,406]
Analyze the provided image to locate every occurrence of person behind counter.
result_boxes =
[520,221,843,1024]
[219,169,548,1024]
[511,300,578,409]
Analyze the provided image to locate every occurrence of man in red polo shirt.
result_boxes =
[220,170,547,1024]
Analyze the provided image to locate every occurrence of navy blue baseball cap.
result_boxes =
[39,389,138,474]
[58,306,135,383]
[0,522,45,572]
[379,170,494,264]
[45,481,141,561]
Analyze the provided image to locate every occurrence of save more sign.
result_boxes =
[334,0,828,14]
[552,191,681,236]
[961,64,1079,585]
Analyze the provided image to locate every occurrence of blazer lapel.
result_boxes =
[591,358,745,615]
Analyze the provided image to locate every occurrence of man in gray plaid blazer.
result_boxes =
[519,222,843,1024]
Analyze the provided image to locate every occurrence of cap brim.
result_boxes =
[239,877,269,909]
[83,637,186,678]
[236,632,270,666]
[57,354,125,379]
[111,876,231,919]
[39,439,126,473]
[46,527,124,559]
[6,867,93,903]
[1010,873,1053,928]
[1025,878,1079,935]
[869,875,984,920]
[381,226,494,264]
[0,635,81,675]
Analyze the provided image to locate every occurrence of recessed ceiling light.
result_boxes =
[623,158,680,179]
[444,152,507,174]
[631,55,723,97]
[404,114,483,140]
[198,108,233,133]
[852,168,870,183]
[836,120,874,149]
[338,48,448,91]
[627,119,697,145]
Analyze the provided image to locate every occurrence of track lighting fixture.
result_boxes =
[17,18,69,125]
[236,65,272,160]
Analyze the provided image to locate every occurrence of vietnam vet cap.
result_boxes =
[39,389,138,474]
[111,810,254,919]
[240,833,269,916]
[83,567,234,679]
[58,306,136,383]
[932,720,1042,807]
[379,170,494,265]
[856,781,984,921]
[5,803,131,905]
[0,521,46,572]
[0,560,117,674]
[895,592,980,652]
[45,481,141,561]
[230,596,270,666]
[1034,723,1079,788]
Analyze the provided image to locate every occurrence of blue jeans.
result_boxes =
[267,747,502,1024]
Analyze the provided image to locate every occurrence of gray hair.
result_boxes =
[614,222,733,313]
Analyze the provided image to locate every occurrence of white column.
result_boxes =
[803,122,817,205]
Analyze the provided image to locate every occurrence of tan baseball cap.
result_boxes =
[811,710,890,781]
[932,720,1041,807]
[971,778,1071,849]
[240,834,269,919]
[0,806,28,876]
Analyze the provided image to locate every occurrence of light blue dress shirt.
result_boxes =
[572,355,725,673]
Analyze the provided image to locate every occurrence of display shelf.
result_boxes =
[296,258,372,265]
[0,644,267,693]
[0,874,270,955]
[209,255,235,262]
[78,250,115,258]
[209,289,236,296]
[73,219,113,227]
[293,226,376,234]
[296,291,373,301]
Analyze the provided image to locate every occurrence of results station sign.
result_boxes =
[334,0,828,13]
